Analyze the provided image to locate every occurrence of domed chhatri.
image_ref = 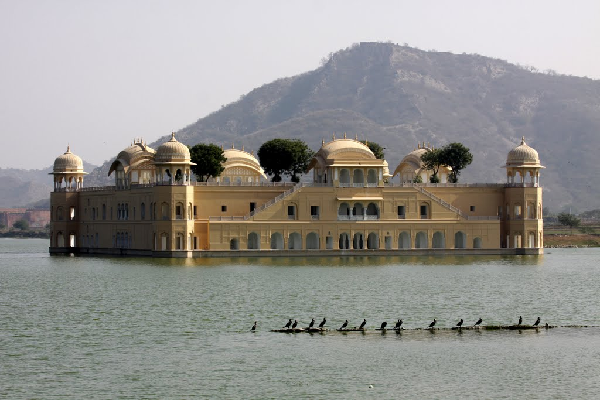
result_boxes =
[154,133,195,185]
[53,145,84,173]
[505,137,544,185]
[155,132,192,163]
[308,137,386,186]
[50,145,87,191]
[506,137,542,167]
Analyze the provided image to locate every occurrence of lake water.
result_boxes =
[1,239,600,399]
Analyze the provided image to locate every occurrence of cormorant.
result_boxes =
[359,319,367,330]
[380,321,387,330]
[318,317,326,328]
[518,316,523,325]
[533,317,541,326]
[251,321,257,331]
[475,318,482,326]
[340,320,348,330]
[456,319,463,327]
[291,320,298,329]
[308,318,315,329]
[284,319,292,328]
[395,319,403,329]
[429,319,437,328]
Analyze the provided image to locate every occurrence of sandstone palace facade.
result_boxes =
[49,134,543,257]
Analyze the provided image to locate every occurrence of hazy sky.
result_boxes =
[1,0,598,169]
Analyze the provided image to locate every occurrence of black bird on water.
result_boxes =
[359,319,367,330]
[291,320,298,329]
[474,318,482,327]
[395,319,403,329]
[284,319,292,328]
[518,316,523,325]
[533,317,541,327]
[456,319,463,328]
[429,319,437,329]
[380,321,387,330]
[251,321,257,331]
[340,320,348,330]
[308,318,315,329]
[318,318,326,328]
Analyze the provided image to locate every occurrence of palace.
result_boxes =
[49,134,543,257]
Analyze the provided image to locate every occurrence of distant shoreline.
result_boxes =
[0,232,49,239]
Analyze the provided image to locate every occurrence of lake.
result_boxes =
[1,239,599,399]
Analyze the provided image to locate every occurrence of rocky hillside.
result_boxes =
[158,42,599,210]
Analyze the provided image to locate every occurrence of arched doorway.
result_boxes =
[454,231,466,249]
[432,232,445,248]
[270,232,284,250]
[288,232,302,250]
[399,232,410,249]
[306,232,319,249]
[339,233,350,249]
[353,233,364,249]
[248,232,260,250]
[473,237,482,249]
[367,232,379,249]
[230,238,239,250]
[415,232,428,248]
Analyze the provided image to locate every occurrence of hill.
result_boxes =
[14,42,600,210]
[152,42,599,210]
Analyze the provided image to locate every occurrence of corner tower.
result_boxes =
[503,137,544,251]
[49,146,86,250]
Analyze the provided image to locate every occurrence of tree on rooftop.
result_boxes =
[439,142,473,183]
[360,140,385,159]
[258,139,313,183]
[420,148,444,183]
[189,144,227,182]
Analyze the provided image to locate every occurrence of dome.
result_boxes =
[155,133,191,163]
[223,148,261,167]
[506,137,541,167]
[53,145,84,173]
[222,147,267,179]
[108,140,156,176]
[319,138,375,160]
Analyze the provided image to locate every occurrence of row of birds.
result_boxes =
[251,316,541,331]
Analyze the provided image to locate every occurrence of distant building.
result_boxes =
[49,134,543,256]
[0,208,50,229]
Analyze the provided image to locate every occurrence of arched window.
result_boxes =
[306,232,319,250]
[140,203,146,220]
[432,232,445,248]
[384,236,392,250]
[528,232,535,248]
[353,203,364,219]
[57,232,65,247]
[57,207,64,221]
[161,203,169,220]
[367,232,379,249]
[339,169,350,185]
[398,232,410,249]
[415,232,428,248]
[248,232,260,250]
[338,203,350,219]
[270,232,284,250]
[367,169,377,185]
[288,232,302,250]
[353,169,364,185]
[473,237,482,249]
[455,231,466,249]
[366,203,379,219]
